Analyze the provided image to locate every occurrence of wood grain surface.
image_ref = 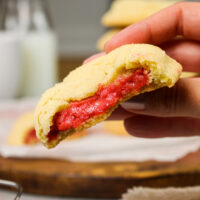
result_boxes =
[0,149,200,198]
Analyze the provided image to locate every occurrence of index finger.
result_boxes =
[105,2,200,52]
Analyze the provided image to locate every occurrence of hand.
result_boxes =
[86,2,200,138]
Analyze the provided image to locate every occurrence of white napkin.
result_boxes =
[1,98,200,162]
[122,186,200,200]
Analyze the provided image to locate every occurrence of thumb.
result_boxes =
[121,78,200,118]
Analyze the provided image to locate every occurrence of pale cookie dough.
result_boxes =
[34,44,182,148]
[102,0,179,27]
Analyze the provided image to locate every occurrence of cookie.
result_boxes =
[8,112,86,146]
[8,111,39,146]
[97,29,121,51]
[102,0,178,27]
[103,121,129,136]
[180,72,200,79]
[34,44,182,148]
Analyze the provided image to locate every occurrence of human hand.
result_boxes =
[86,2,200,138]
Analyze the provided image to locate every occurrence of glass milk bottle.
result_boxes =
[0,0,22,98]
[18,0,58,97]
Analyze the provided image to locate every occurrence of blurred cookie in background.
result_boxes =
[103,121,130,137]
[102,0,178,27]
[97,29,121,51]
[180,72,200,79]
[7,111,38,146]
[7,111,87,146]
[98,0,180,51]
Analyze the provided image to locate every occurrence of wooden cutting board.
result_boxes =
[0,150,200,198]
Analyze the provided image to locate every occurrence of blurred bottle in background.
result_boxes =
[0,0,22,99]
[1,0,58,98]
[18,0,58,97]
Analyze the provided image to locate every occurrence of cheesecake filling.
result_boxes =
[48,68,149,141]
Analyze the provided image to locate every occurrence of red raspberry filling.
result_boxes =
[48,69,149,141]
[24,128,39,145]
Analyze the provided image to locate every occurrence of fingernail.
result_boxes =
[121,102,145,111]
[121,94,146,111]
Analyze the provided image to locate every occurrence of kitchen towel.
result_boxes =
[122,186,200,200]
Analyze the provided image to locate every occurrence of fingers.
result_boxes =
[161,39,200,72]
[84,39,200,72]
[105,2,200,52]
[124,115,200,138]
[83,52,105,64]
[121,78,200,118]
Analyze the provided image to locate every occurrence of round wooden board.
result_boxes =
[0,150,200,198]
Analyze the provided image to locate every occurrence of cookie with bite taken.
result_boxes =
[34,44,182,148]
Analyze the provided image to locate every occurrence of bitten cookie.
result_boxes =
[34,44,182,148]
